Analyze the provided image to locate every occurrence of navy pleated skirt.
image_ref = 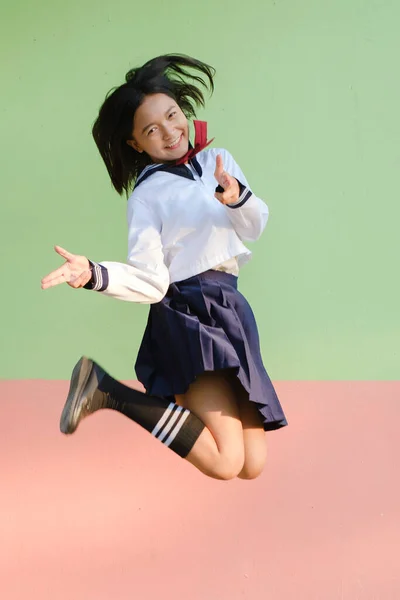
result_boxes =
[135,270,287,431]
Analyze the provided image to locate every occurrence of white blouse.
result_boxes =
[87,147,269,303]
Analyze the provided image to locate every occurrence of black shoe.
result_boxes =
[60,356,108,434]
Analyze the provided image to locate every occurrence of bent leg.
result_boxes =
[175,371,245,480]
[61,358,247,481]
[235,382,267,480]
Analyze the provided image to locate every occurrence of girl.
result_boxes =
[41,54,287,481]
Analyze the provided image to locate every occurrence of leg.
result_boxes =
[60,357,244,481]
[234,382,267,480]
[175,371,245,480]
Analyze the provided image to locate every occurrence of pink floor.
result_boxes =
[1,380,399,600]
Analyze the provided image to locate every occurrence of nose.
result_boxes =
[162,124,175,140]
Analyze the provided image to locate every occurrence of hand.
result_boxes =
[41,246,92,290]
[214,154,240,205]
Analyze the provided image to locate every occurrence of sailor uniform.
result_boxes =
[85,147,287,431]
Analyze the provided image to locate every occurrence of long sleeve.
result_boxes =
[221,150,269,242]
[85,197,170,303]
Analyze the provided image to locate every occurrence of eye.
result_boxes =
[168,111,177,119]
[147,127,157,136]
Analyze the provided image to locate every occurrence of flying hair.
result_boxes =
[92,54,215,196]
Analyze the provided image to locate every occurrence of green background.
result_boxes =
[1,0,399,380]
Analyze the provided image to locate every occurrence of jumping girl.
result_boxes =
[41,54,287,481]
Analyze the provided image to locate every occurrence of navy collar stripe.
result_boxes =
[135,155,203,189]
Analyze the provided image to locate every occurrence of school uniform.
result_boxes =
[85,147,287,431]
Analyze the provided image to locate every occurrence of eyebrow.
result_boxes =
[141,105,176,134]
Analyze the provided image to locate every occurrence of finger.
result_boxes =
[215,189,237,205]
[214,191,231,204]
[223,170,237,186]
[220,175,231,189]
[214,154,224,178]
[41,265,70,285]
[41,273,70,289]
[220,175,239,198]
[215,163,233,191]
[54,245,75,262]
[68,270,92,289]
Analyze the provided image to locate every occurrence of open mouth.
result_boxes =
[166,134,183,150]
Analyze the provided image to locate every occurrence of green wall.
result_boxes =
[1,0,399,380]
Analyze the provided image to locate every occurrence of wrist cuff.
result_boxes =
[83,261,109,292]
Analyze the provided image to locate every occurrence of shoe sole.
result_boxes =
[60,356,100,435]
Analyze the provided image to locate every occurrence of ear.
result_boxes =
[127,139,143,153]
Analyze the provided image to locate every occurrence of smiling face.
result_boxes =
[127,93,189,164]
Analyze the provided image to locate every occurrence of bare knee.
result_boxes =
[237,465,264,480]
[237,456,266,480]
[215,451,245,481]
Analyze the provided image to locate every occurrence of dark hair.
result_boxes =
[92,54,215,196]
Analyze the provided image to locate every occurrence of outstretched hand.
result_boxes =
[41,246,92,290]
[214,154,240,205]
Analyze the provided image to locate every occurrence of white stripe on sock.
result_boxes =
[151,402,175,437]
[158,406,184,443]
[164,409,190,448]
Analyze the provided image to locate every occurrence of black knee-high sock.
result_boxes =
[96,372,205,458]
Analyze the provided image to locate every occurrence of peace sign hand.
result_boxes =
[41,246,92,290]
[214,154,240,205]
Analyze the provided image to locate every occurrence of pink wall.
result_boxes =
[1,381,399,599]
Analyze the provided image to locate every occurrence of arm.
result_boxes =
[41,198,169,304]
[214,149,269,242]
[85,198,170,303]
